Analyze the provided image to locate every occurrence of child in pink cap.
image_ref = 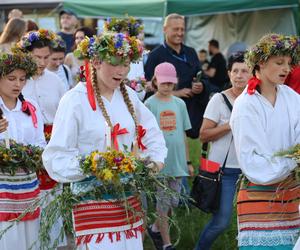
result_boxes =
[145,62,193,250]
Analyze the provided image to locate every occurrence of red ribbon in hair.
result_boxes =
[247,76,261,95]
[21,101,37,128]
[137,125,147,151]
[85,60,96,110]
[111,123,129,151]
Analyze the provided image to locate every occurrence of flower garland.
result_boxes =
[0,52,37,78]
[245,33,300,71]
[74,32,143,65]
[104,16,144,37]
[15,29,57,52]
[51,34,66,50]
[0,140,43,176]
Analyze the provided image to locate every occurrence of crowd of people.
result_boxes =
[0,7,299,250]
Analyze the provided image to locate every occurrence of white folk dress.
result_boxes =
[42,82,167,249]
[230,85,300,249]
[0,97,46,250]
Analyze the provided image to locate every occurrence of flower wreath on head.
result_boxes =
[0,52,37,79]
[15,29,57,52]
[74,31,143,65]
[104,16,144,37]
[245,34,300,95]
[51,34,66,50]
[0,52,38,127]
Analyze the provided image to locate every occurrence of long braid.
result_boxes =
[91,65,113,128]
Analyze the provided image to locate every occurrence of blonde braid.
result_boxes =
[119,81,139,136]
[91,65,113,128]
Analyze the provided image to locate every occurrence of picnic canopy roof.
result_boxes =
[63,0,299,18]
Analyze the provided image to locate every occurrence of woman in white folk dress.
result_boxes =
[42,32,167,250]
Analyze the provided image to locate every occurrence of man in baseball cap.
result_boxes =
[57,9,79,53]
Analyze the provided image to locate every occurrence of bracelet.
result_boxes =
[187,161,192,165]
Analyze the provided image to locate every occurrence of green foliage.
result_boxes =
[0,140,43,175]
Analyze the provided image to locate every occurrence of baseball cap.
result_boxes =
[59,9,78,18]
[154,62,178,84]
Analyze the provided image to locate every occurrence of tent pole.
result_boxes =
[163,0,168,22]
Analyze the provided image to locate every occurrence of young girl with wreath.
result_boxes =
[230,34,300,250]
[0,52,46,249]
[42,31,167,249]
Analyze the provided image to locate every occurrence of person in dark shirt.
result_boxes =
[144,13,210,139]
[57,9,78,54]
[205,39,228,92]
[198,49,209,71]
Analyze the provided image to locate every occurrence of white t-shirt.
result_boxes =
[203,92,239,169]
[51,64,73,90]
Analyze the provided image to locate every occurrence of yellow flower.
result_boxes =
[3,153,11,161]
[102,168,114,181]
[121,158,134,173]
[78,39,89,55]
[39,29,47,39]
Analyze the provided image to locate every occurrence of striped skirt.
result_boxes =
[72,195,144,245]
[0,170,40,221]
[237,174,300,248]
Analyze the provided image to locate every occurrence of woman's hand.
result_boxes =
[146,161,164,174]
[0,117,8,133]
[188,163,194,177]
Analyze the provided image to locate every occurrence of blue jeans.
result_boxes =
[195,168,241,250]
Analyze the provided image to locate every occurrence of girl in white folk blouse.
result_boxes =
[0,52,46,250]
[43,32,167,250]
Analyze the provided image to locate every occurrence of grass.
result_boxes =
[144,138,238,250]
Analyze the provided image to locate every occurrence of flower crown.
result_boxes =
[104,16,143,37]
[16,29,57,51]
[0,52,37,79]
[74,32,143,65]
[51,35,66,50]
[245,34,300,71]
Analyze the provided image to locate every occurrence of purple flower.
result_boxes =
[89,37,95,45]
[28,32,38,42]
[276,41,284,49]
[115,33,124,49]
[113,156,123,165]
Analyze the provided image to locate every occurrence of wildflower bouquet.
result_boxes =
[275,144,300,163]
[79,148,158,196]
[275,144,300,180]
[0,140,43,175]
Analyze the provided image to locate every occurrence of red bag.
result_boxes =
[200,158,220,173]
